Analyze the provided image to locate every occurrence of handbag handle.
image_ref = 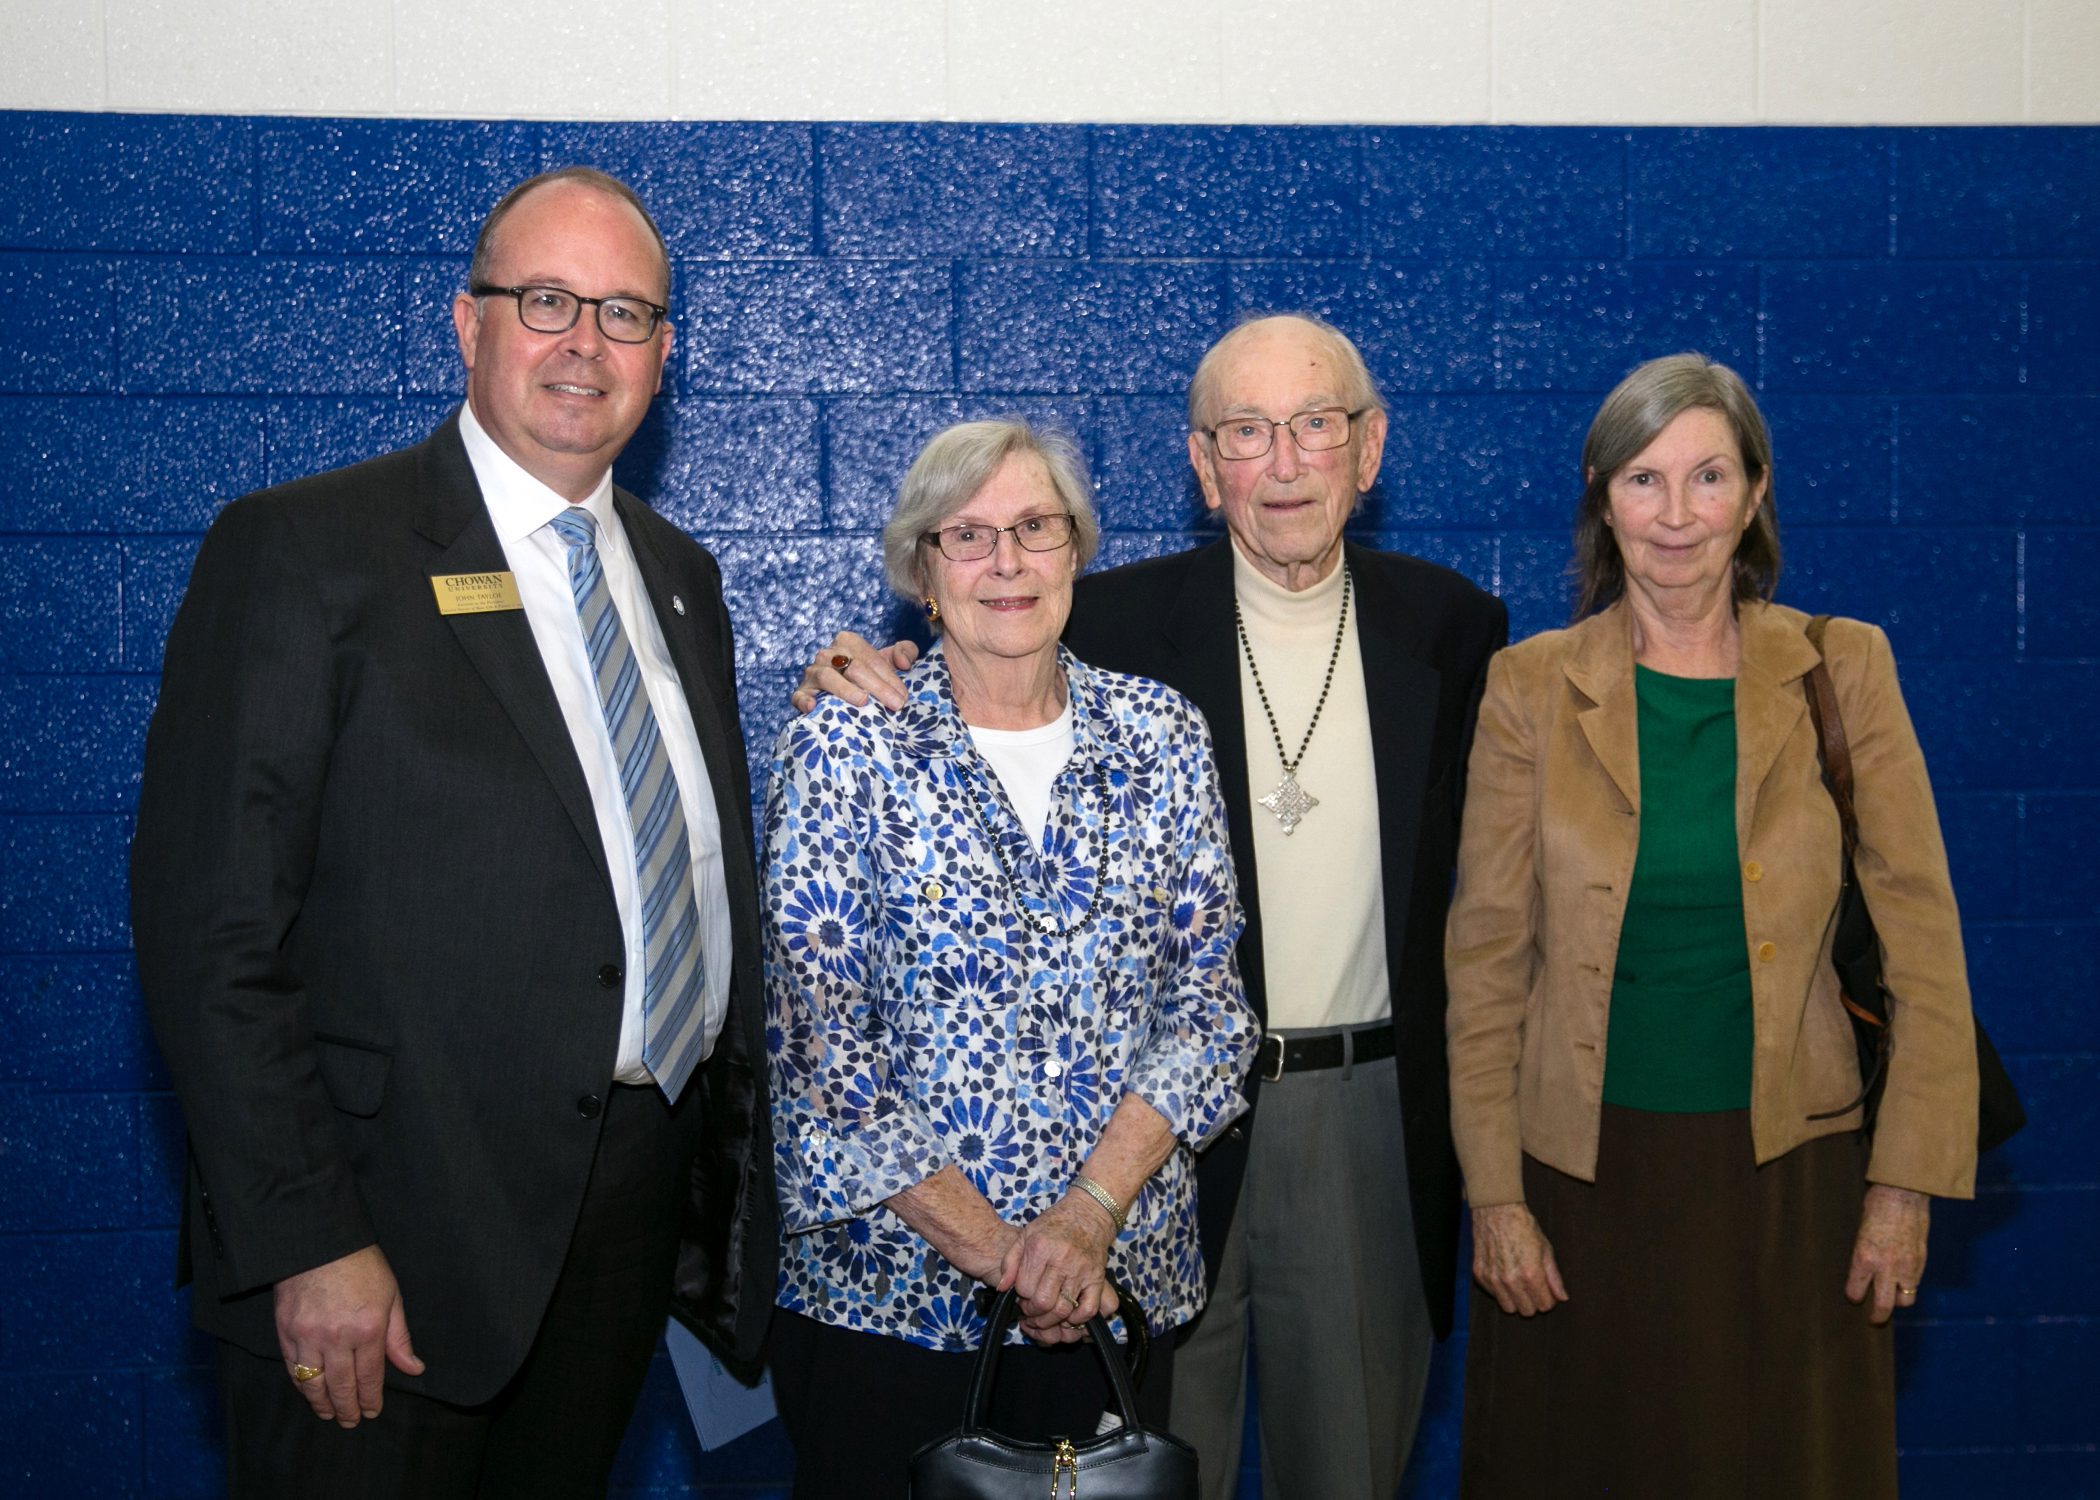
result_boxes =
[961,1273,1148,1439]
[1801,615,1861,861]
[1800,614,1892,1121]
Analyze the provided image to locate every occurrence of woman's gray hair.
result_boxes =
[881,418,1101,599]
[1571,352,1781,620]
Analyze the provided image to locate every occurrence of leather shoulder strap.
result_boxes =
[1801,615,1860,860]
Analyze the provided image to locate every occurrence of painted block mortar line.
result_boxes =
[246,116,262,265]
[949,260,964,394]
[1085,127,1100,259]
[1888,135,1900,258]
[2016,529,2026,656]
[392,258,408,396]
[1888,392,1901,524]
[812,399,833,529]
[808,127,827,257]
[1619,132,1632,263]
[1350,131,1367,267]
[1756,262,1768,390]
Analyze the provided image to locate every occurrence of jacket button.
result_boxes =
[597,964,622,989]
[576,1093,603,1118]
[1744,861,1763,882]
[1227,1126,1245,1142]
[1756,941,1777,963]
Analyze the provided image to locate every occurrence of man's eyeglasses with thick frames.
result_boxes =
[1203,406,1369,461]
[920,512,1076,562]
[471,284,668,344]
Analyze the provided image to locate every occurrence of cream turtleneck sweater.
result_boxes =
[1231,541,1392,1032]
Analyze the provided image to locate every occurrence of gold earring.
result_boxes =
[924,596,941,625]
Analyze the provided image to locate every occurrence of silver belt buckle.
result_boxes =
[1260,1034,1287,1083]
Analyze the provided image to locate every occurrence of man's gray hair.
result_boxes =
[1185,312,1386,433]
[881,418,1100,599]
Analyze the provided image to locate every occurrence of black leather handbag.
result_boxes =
[1800,616,2025,1151]
[907,1280,1198,1499]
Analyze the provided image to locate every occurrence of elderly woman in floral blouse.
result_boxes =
[763,418,1258,1499]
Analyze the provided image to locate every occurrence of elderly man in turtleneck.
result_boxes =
[797,314,1506,1500]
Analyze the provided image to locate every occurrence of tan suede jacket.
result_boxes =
[1446,600,1979,1208]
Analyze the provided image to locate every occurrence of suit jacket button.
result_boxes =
[1227,1126,1245,1142]
[577,1094,604,1118]
[597,964,622,989]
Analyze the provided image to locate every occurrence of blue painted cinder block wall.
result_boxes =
[2,112,2094,1497]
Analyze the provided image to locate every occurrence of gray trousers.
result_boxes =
[1171,1041,1433,1500]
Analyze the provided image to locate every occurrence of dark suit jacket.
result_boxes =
[130,414,776,1403]
[1065,538,1505,1338]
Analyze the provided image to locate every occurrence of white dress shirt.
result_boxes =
[460,400,731,1084]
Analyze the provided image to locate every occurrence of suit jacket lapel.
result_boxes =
[1565,604,1641,814]
[411,417,613,895]
[1160,541,1263,960]
[1347,544,1441,941]
[1734,602,1820,843]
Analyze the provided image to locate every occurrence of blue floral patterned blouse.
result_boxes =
[763,644,1257,1351]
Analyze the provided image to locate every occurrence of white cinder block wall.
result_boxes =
[3,0,2094,122]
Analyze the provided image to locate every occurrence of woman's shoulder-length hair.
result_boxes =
[1570,352,1782,621]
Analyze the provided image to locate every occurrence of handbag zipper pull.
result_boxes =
[1051,1437,1079,1497]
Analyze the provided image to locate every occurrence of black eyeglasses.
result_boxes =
[920,512,1076,562]
[1202,406,1368,461]
[471,284,668,344]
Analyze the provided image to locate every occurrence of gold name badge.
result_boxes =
[430,571,523,615]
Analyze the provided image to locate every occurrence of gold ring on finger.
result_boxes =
[291,1363,324,1382]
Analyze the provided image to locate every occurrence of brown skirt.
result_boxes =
[1461,1107,1896,1500]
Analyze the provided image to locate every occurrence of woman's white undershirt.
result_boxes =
[969,705,1076,848]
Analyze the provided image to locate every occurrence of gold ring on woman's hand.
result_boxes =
[291,1363,323,1382]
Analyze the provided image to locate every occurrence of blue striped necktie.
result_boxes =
[547,507,707,1102]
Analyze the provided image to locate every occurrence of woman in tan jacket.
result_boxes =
[1445,354,1978,1499]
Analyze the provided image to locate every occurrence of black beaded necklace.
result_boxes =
[963,758,1113,940]
[1234,564,1352,836]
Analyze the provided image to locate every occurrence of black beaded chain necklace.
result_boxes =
[1234,564,1352,837]
[962,758,1113,940]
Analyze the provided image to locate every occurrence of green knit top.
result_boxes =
[1601,666,1754,1112]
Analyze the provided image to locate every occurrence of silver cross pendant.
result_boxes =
[1258,769,1318,835]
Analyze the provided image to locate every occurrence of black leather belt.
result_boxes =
[1256,1024,1395,1083]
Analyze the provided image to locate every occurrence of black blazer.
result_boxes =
[130,415,776,1402]
[1065,538,1505,1338]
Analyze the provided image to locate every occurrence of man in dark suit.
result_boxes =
[799,315,1505,1498]
[131,167,775,1497]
